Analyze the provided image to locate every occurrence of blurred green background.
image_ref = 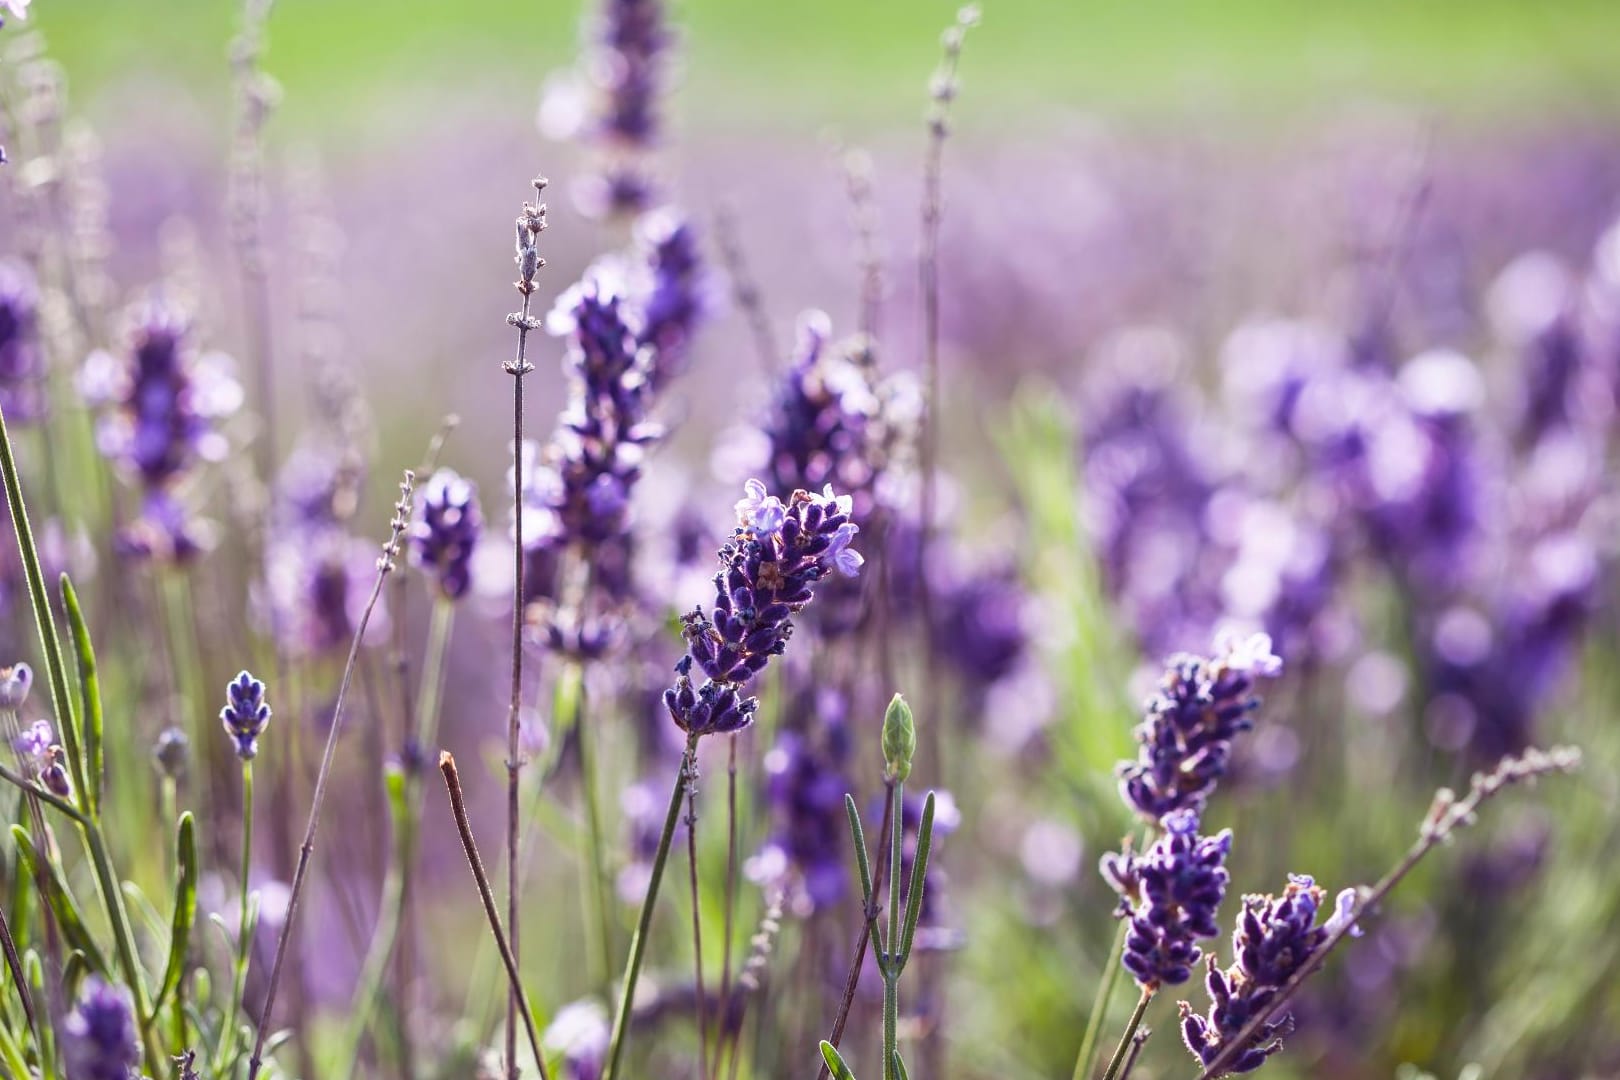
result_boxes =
[32,0,1620,136]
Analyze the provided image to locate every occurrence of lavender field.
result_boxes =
[0,1,1616,1078]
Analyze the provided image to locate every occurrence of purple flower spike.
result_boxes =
[1102,809,1232,989]
[1179,874,1346,1073]
[220,670,273,761]
[1116,633,1284,823]
[664,482,861,737]
[411,468,482,600]
[61,976,142,1080]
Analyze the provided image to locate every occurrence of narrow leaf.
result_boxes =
[155,812,198,1011]
[60,575,104,816]
[11,826,110,976]
[845,794,874,911]
[899,791,937,966]
[893,1050,910,1080]
[820,1039,859,1080]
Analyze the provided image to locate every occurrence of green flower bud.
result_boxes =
[882,693,916,782]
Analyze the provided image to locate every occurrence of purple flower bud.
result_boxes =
[12,718,52,766]
[0,661,32,710]
[1102,809,1232,989]
[152,726,190,779]
[61,976,142,1080]
[543,999,609,1080]
[664,482,860,737]
[220,670,272,761]
[411,468,482,600]
[1178,874,1346,1073]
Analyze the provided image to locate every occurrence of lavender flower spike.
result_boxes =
[61,976,142,1080]
[1179,875,1356,1073]
[0,260,45,423]
[411,467,483,600]
[1117,632,1283,823]
[1100,809,1232,988]
[220,670,273,760]
[664,481,861,737]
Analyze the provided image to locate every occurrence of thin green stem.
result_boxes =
[213,760,256,1078]
[603,734,699,1080]
[882,779,904,1080]
[573,665,613,992]
[1072,919,1129,1080]
[336,597,455,1076]
[1099,988,1153,1080]
[85,826,161,1075]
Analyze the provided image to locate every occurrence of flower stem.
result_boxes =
[213,760,256,1077]
[573,665,614,992]
[1072,918,1128,1080]
[1099,987,1154,1080]
[603,734,699,1080]
[882,778,904,1080]
[686,763,708,1080]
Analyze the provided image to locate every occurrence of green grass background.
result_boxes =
[30,0,1620,136]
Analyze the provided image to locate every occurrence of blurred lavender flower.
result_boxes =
[542,0,673,216]
[634,209,714,390]
[274,441,366,531]
[411,467,482,600]
[12,717,52,765]
[220,669,272,760]
[747,691,854,915]
[0,259,45,422]
[1116,632,1283,823]
[663,481,861,736]
[618,771,688,902]
[900,786,960,945]
[543,999,609,1080]
[260,527,385,657]
[934,561,1028,698]
[151,725,190,779]
[80,296,241,563]
[1100,809,1232,988]
[0,661,32,710]
[61,976,141,1080]
[1179,874,1358,1073]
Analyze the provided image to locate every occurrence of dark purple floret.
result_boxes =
[1116,632,1283,823]
[663,481,861,737]
[1179,875,1358,1073]
[0,259,45,423]
[411,467,482,600]
[1100,809,1232,988]
[220,669,272,760]
[61,976,142,1080]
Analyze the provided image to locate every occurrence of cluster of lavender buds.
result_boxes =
[1116,632,1283,823]
[0,259,44,422]
[747,690,855,915]
[220,669,272,760]
[11,715,70,797]
[541,0,672,216]
[1100,809,1232,987]
[663,481,862,736]
[60,976,142,1080]
[1179,875,1358,1073]
[79,296,241,561]
[410,467,482,600]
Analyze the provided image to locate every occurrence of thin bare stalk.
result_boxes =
[1192,745,1582,1080]
[504,178,549,1080]
[713,205,778,374]
[0,905,35,1047]
[1071,919,1128,1080]
[716,734,740,1063]
[246,471,415,1080]
[1116,1025,1151,1080]
[438,753,551,1080]
[915,5,978,781]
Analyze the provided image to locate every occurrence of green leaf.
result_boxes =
[899,791,937,966]
[60,575,104,817]
[845,794,875,913]
[893,1050,911,1080]
[11,825,110,976]
[154,812,198,1011]
[820,1039,859,1080]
